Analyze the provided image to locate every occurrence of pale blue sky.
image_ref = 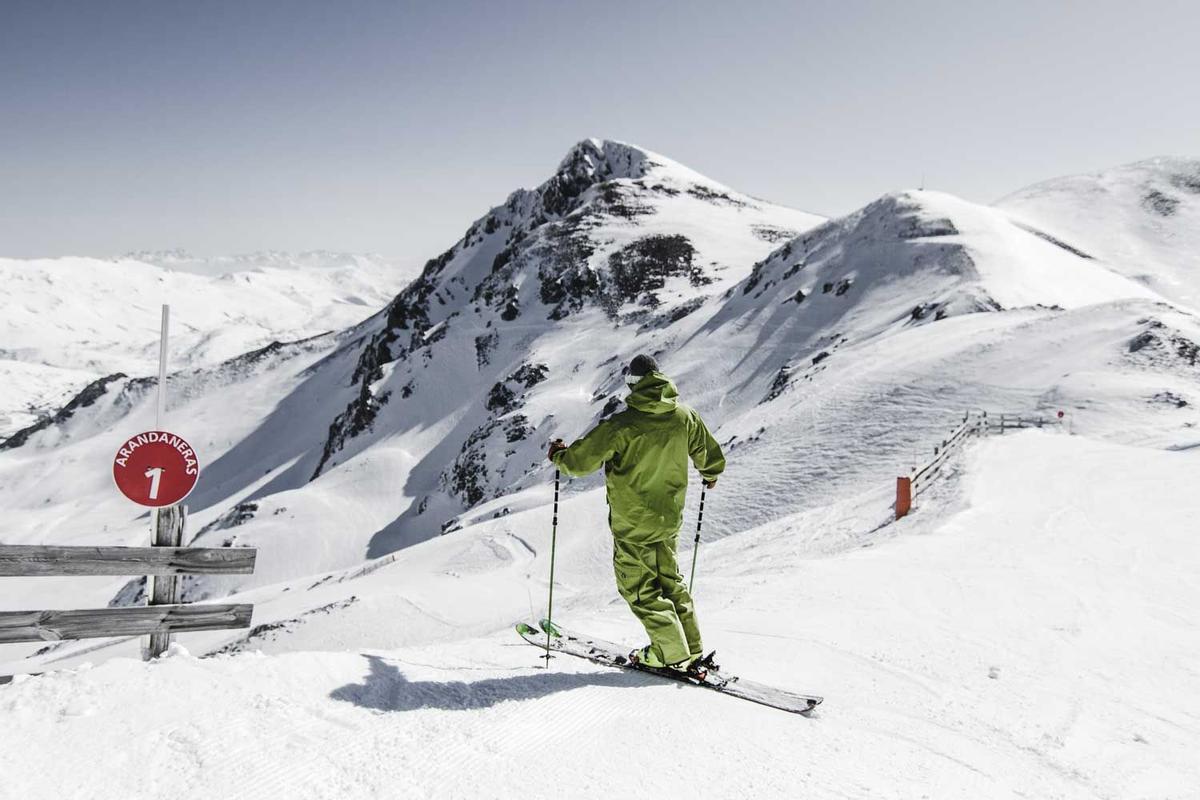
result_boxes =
[2,0,1196,260]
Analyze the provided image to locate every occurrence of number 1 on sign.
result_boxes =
[145,467,164,500]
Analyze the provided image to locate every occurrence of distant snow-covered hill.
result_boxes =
[997,156,1200,309]
[0,252,413,438]
[123,249,415,277]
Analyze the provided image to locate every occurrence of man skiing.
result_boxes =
[547,354,725,676]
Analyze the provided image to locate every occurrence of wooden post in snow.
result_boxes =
[147,504,186,658]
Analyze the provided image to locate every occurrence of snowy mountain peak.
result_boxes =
[554,138,657,182]
[298,139,823,536]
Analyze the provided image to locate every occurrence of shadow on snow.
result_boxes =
[329,654,651,712]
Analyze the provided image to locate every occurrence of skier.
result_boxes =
[547,354,725,676]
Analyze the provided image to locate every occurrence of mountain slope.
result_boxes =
[241,138,825,558]
[0,139,825,602]
[5,147,1198,614]
[997,156,1200,309]
[0,252,411,439]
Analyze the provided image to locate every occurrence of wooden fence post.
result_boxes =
[895,476,912,520]
[147,504,186,659]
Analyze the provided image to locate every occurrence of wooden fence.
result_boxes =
[895,410,1065,519]
[0,506,255,658]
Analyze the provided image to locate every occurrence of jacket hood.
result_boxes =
[626,371,679,415]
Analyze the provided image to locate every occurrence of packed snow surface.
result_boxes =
[2,433,1197,799]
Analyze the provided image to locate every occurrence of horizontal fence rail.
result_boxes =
[987,413,1065,434]
[0,545,256,577]
[0,604,254,644]
[910,413,984,498]
[896,409,1066,520]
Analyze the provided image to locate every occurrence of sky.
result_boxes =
[1,0,1197,261]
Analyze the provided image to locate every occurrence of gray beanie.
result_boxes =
[626,354,659,386]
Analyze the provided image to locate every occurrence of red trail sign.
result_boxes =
[112,430,200,507]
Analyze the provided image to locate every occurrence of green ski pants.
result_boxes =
[612,535,702,666]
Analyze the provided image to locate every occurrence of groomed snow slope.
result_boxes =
[2,432,1197,799]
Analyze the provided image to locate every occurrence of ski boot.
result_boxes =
[628,645,669,669]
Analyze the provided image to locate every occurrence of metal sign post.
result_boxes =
[147,304,183,660]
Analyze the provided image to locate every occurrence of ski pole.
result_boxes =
[688,483,706,592]
[544,468,560,664]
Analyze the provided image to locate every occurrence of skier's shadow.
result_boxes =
[330,654,651,712]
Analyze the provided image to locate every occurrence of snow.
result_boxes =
[2,433,1197,798]
[997,157,1200,310]
[0,252,414,440]
[2,142,1199,797]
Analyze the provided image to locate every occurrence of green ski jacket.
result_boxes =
[551,371,725,544]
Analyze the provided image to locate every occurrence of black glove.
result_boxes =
[703,478,717,489]
[547,439,567,461]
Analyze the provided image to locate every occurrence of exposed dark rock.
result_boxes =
[486,382,517,413]
[600,395,623,418]
[1012,222,1094,259]
[1128,322,1199,366]
[606,234,702,311]
[687,185,748,207]
[205,597,360,656]
[742,257,771,296]
[1,372,127,450]
[762,366,792,403]
[597,181,654,218]
[1143,189,1180,217]
[1129,331,1157,353]
[499,286,521,321]
[897,216,957,239]
[511,362,549,388]
[1151,391,1189,408]
[1170,169,1200,194]
[195,502,259,537]
[475,332,499,369]
[504,415,533,442]
[108,576,146,608]
[449,421,497,506]
[782,262,806,280]
[910,302,940,321]
[492,246,515,273]
[637,297,707,332]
